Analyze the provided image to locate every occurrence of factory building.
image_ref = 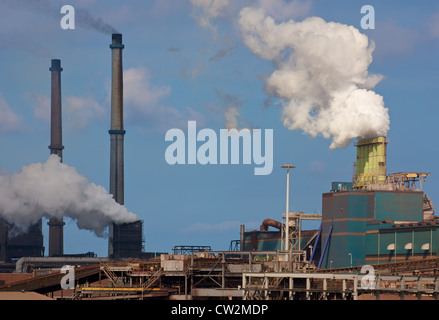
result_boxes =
[319,187,435,268]
[109,220,144,260]
[0,220,44,262]
[318,136,437,268]
[243,136,438,269]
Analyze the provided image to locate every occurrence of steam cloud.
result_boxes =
[0,0,118,34]
[239,7,390,149]
[0,155,139,237]
[190,0,230,32]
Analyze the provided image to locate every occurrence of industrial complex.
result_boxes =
[0,33,439,301]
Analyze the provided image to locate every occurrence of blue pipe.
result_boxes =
[310,223,322,263]
[318,222,333,269]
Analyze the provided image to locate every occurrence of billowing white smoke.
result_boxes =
[0,155,139,237]
[239,7,390,149]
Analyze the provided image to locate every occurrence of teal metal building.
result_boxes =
[318,190,438,268]
[240,187,438,268]
[240,137,438,269]
[316,136,437,268]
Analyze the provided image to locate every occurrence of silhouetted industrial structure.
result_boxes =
[0,220,44,262]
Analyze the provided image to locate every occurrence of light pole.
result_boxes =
[282,165,296,254]
[348,253,352,268]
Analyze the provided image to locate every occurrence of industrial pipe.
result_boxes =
[260,219,283,231]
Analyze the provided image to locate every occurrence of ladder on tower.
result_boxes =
[143,269,164,289]
[101,263,120,287]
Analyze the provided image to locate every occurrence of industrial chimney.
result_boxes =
[108,33,125,259]
[353,136,388,190]
[108,33,125,206]
[107,34,144,259]
[48,59,65,257]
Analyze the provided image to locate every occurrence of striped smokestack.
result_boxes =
[108,33,126,259]
[107,34,143,260]
[48,59,65,257]
[109,33,125,205]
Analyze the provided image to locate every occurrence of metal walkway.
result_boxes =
[242,271,439,300]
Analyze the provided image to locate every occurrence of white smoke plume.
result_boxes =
[190,0,230,32]
[218,91,245,130]
[224,106,240,130]
[239,7,390,149]
[0,155,139,237]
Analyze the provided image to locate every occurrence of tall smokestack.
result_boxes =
[49,59,64,160]
[48,59,65,257]
[108,33,126,258]
[109,34,125,205]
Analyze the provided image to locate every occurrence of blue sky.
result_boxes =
[0,0,438,256]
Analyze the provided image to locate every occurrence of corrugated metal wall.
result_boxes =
[320,190,432,268]
[321,192,370,268]
[374,191,423,221]
[355,137,387,188]
[365,224,438,264]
